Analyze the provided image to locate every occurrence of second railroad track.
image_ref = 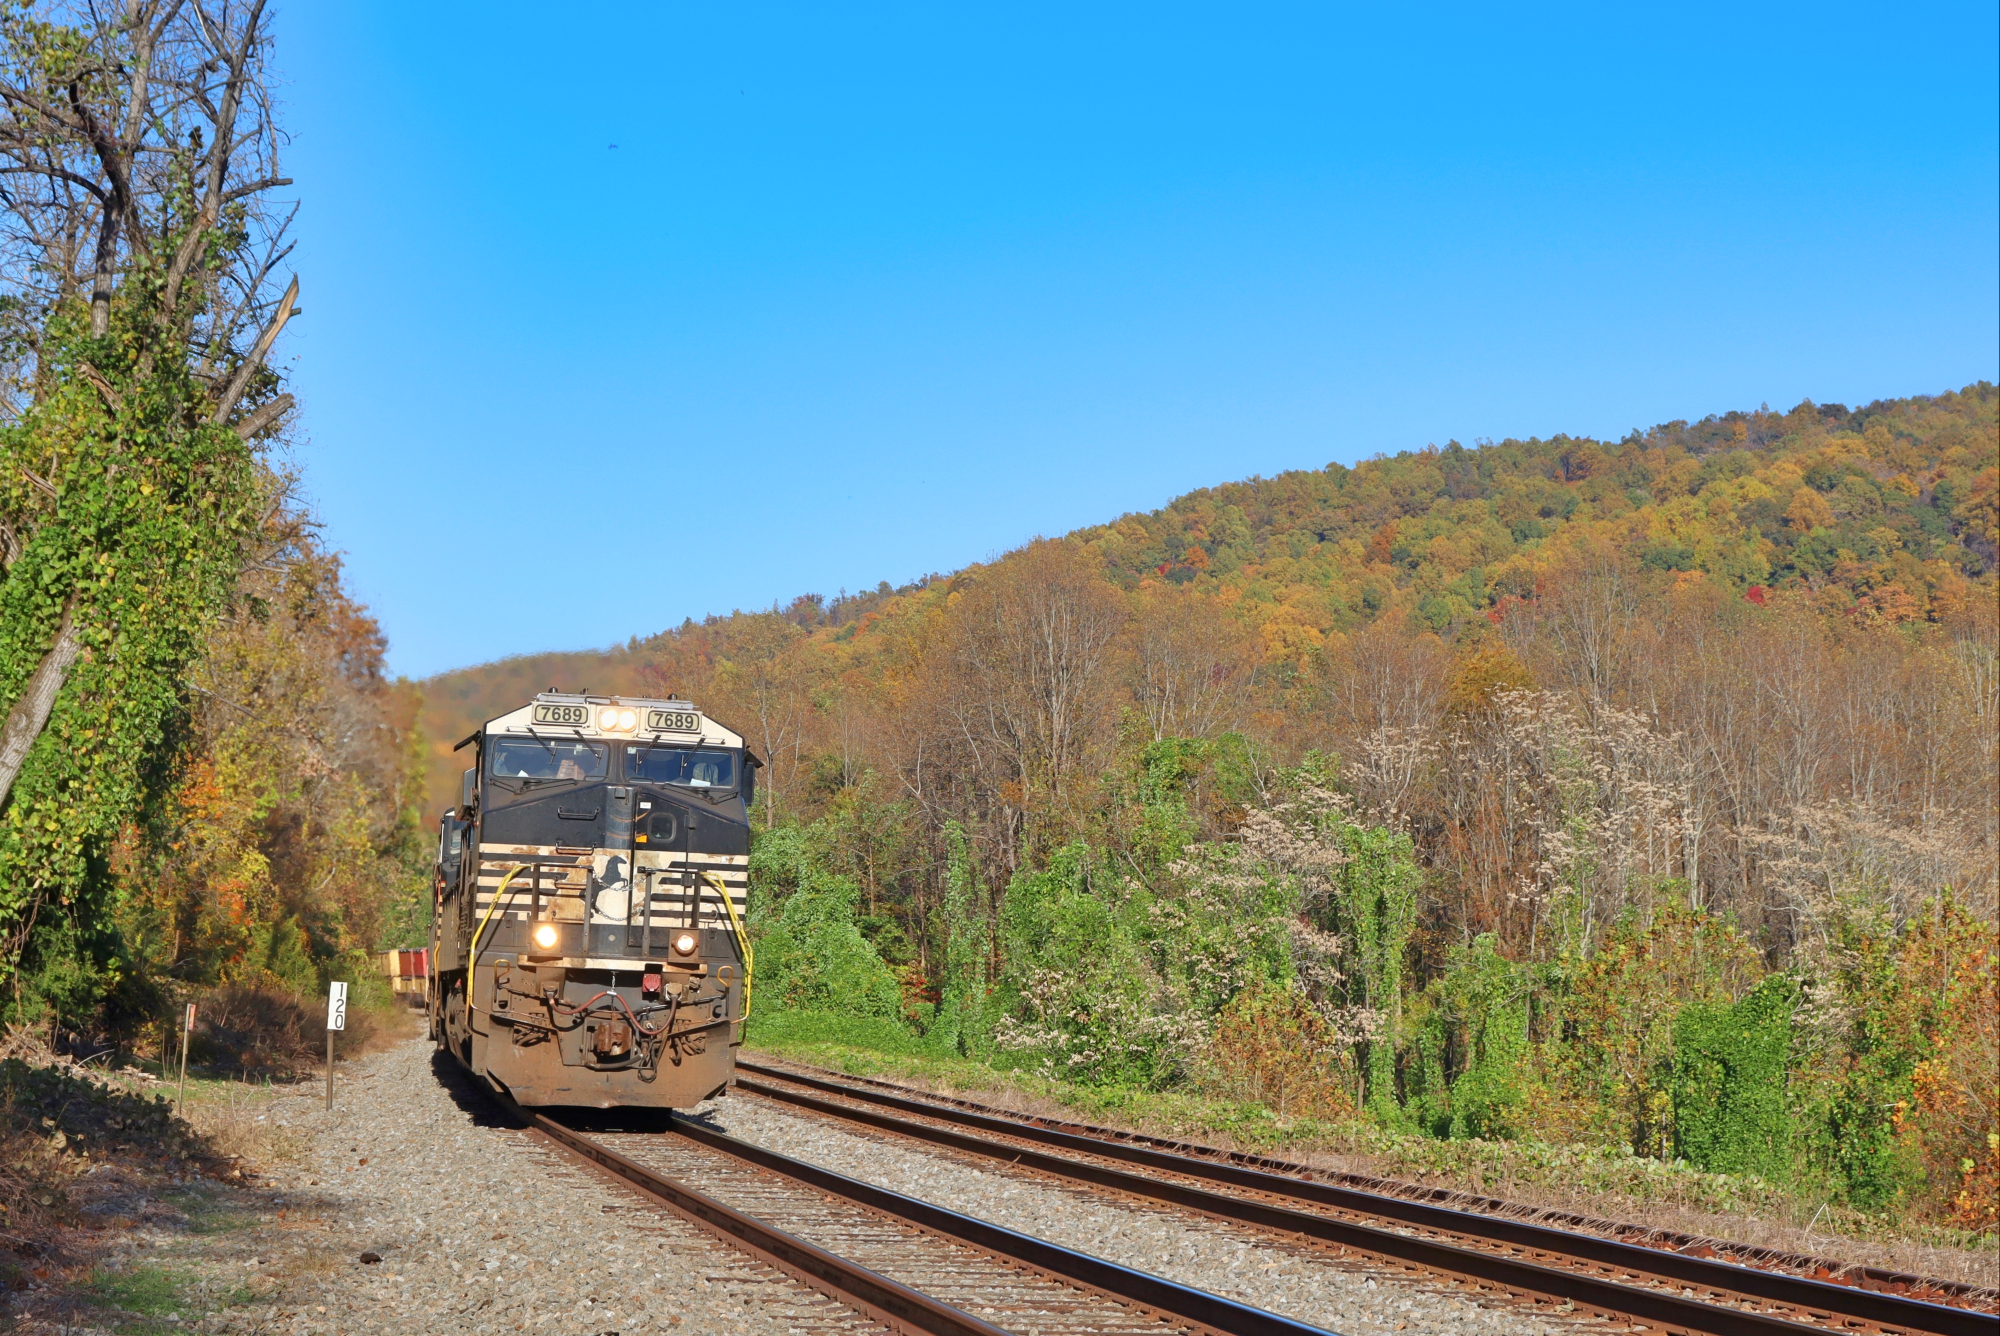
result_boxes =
[727,1057,1997,1336]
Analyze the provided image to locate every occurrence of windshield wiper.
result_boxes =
[496,775,588,792]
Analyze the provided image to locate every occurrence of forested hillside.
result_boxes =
[529,383,1994,1230]
[434,386,1997,834]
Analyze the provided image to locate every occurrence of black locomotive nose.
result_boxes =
[606,787,634,846]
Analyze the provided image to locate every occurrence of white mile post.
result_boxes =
[325,981,347,1112]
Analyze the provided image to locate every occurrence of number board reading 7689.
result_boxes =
[531,702,589,726]
[646,709,700,733]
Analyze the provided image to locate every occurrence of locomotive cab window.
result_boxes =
[437,814,463,864]
[487,738,607,790]
[628,745,737,792]
[634,798,679,845]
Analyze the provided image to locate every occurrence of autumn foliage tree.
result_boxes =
[125,526,428,999]
[0,1,300,990]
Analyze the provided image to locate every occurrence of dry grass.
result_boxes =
[176,1073,311,1172]
[0,1022,410,1336]
[0,1018,327,1279]
[190,985,406,1078]
[0,1031,203,1282]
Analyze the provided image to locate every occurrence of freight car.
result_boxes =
[429,693,758,1108]
[373,948,429,1005]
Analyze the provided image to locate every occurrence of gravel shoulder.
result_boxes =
[7,1035,882,1336]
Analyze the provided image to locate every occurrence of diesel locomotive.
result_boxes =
[429,692,758,1108]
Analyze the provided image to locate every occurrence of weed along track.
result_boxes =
[727,1059,1999,1336]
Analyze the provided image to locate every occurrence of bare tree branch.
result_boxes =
[211,272,295,422]
[230,389,290,440]
[76,360,122,413]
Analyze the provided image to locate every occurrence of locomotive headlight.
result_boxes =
[617,708,636,730]
[597,707,620,730]
[672,931,697,956]
[532,922,560,950]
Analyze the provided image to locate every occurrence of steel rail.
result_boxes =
[510,1100,1011,1336]
[735,1061,1996,1336]
[742,1059,1990,1310]
[496,1089,1344,1336]
[662,1112,1342,1336]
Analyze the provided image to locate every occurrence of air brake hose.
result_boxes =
[702,871,754,1022]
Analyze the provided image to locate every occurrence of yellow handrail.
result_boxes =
[467,864,528,975]
[701,871,754,1022]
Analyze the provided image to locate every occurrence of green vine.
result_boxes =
[0,268,266,982]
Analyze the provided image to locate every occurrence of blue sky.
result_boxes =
[276,2,1999,679]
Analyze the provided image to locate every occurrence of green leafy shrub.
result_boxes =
[926,821,993,1059]
[1405,933,1533,1140]
[744,1007,929,1055]
[995,843,1184,1085]
[1202,979,1353,1119]
[1539,901,1764,1153]
[1672,974,1796,1178]
[1791,898,2000,1218]
[1325,821,1421,1120]
[748,828,903,1018]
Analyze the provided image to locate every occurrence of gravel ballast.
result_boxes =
[699,1089,1624,1336]
[9,1036,886,1336]
[11,1035,1633,1335]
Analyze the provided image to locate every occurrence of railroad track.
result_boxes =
[735,1061,1994,1306]
[499,1090,1346,1335]
[731,1058,1999,1336]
